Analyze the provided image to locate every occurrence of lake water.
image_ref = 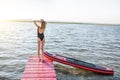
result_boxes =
[0,21,120,80]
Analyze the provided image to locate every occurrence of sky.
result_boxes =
[0,0,120,24]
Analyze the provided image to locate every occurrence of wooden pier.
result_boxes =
[21,55,56,80]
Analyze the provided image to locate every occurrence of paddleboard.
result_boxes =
[44,52,114,75]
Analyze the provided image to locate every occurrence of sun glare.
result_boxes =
[0,0,120,24]
[0,11,19,21]
[0,0,19,20]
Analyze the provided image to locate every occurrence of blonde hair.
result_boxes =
[40,19,46,29]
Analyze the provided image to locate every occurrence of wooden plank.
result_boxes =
[24,71,55,74]
[22,73,56,78]
[21,55,56,80]
[25,64,54,68]
[21,78,56,80]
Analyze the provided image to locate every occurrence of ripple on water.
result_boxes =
[54,64,120,80]
[0,22,120,80]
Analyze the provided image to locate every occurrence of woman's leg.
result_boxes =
[41,38,45,61]
[37,38,41,61]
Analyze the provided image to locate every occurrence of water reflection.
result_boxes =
[0,22,120,80]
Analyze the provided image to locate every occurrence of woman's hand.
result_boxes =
[33,20,38,23]
[33,20,41,28]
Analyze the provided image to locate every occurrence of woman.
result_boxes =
[33,19,46,62]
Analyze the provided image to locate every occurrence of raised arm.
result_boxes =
[33,20,41,28]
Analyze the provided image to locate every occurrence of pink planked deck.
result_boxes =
[21,55,56,80]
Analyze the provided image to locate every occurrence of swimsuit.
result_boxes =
[37,29,44,41]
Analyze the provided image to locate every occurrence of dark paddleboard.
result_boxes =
[44,52,114,75]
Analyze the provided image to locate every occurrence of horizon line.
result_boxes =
[0,19,120,26]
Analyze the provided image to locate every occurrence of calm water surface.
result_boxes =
[0,22,120,80]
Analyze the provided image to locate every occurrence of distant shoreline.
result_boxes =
[0,19,120,26]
